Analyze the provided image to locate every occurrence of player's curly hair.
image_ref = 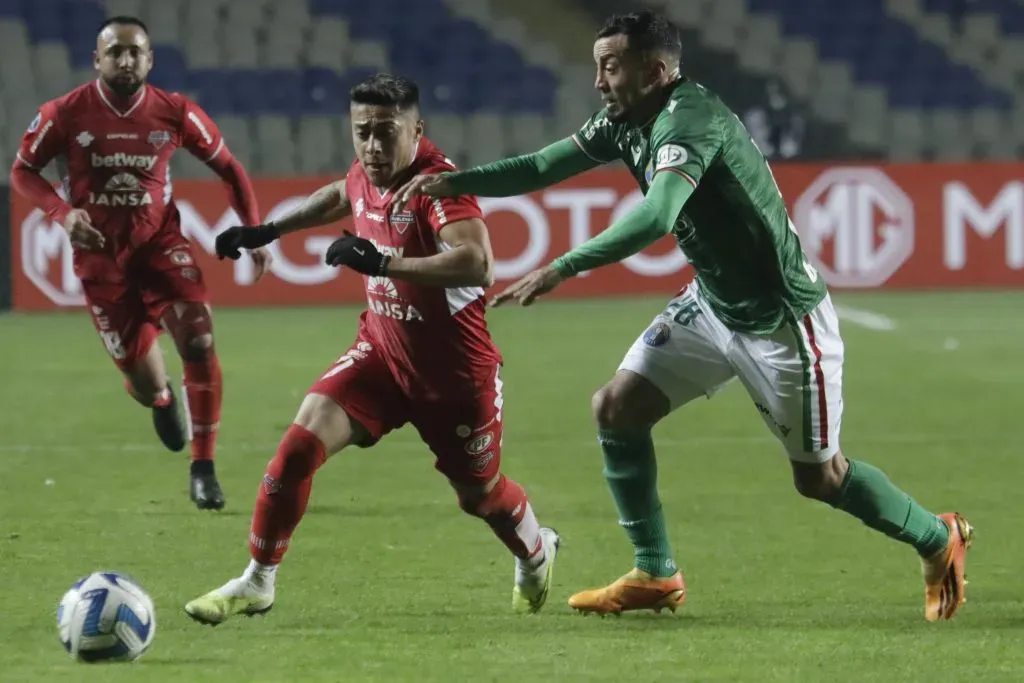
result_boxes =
[350,74,420,112]
[597,10,681,61]
[98,15,149,35]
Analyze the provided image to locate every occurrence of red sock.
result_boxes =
[466,475,543,560]
[249,425,327,565]
[183,354,222,462]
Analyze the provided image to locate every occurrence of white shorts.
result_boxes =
[619,285,844,463]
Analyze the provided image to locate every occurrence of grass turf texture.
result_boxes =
[1,292,1021,682]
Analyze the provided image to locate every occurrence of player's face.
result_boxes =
[350,103,424,187]
[593,35,661,123]
[94,25,152,97]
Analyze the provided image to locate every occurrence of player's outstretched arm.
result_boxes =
[214,180,350,260]
[552,170,692,275]
[271,180,352,234]
[491,171,693,307]
[392,137,598,212]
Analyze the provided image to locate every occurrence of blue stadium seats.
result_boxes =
[747,0,1012,109]
[2,0,558,118]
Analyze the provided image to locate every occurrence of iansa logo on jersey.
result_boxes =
[89,172,153,207]
[794,168,914,288]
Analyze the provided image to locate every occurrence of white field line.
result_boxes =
[0,431,984,455]
[834,304,897,332]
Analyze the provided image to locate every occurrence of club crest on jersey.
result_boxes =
[655,144,688,170]
[643,322,671,347]
[148,130,171,149]
[389,210,415,235]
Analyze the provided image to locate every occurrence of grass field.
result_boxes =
[1,292,1022,682]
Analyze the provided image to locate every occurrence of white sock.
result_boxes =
[243,559,278,588]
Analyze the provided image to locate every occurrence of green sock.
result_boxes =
[598,429,677,577]
[826,459,949,557]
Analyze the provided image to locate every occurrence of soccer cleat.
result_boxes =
[568,568,686,616]
[921,512,974,622]
[184,577,274,626]
[190,462,225,511]
[152,384,187,452]
[512,527,560,614]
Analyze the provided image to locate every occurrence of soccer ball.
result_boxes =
[57,572,156,663]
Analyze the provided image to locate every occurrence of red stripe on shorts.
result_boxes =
[802,315,829,449]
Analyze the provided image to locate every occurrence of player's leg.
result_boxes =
[733,295,972,621]
[184,342,399,625]
[568,286,737,615]
[415,366,559,614]
[161,301,225,509]
[82,281,187,452]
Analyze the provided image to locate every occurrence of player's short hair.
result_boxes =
[99,15,150,36]
[597,10,681,62]
[349,73,420,112]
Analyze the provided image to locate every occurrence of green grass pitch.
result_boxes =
[1,292,1022,682]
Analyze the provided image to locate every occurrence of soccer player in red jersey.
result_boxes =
[184,74,559,623]
[9,16,270,510]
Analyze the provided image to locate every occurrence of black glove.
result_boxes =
[325,230,391,275]
[215,224,280,260]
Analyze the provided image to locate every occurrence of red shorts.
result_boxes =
[77,231,209,372]
[307,338,505,486]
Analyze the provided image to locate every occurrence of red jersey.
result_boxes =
[16,80,228,269]
[346,138,502,397]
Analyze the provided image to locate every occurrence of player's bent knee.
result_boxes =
[179,333,214,362]
[592,371,670,431]
[293,393,369,456]
[163,302,214,361]
[791,451,848,501]
[453,474,502,517]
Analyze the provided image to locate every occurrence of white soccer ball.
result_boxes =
[57,572,156,663]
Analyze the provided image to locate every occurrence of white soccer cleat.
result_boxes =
[184,575,275,626]
[512,527,560,614]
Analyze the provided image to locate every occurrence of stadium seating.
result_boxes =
[0,0,563,176]
[646,0,1023,160]
[0,0,1020,176]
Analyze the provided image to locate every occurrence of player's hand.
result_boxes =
[249,247,273,282]
[325,230,390,276]
[490,265,566,308]
[215,224,280,260]
[63,209,105,250]
[391,173,453,215]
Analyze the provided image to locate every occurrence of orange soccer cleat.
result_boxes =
[921,512,974,622]
[568,568,686,616]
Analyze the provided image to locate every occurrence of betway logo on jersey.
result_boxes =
[794,168,914,288]
[91,152,158,171]
[89,172,153,207]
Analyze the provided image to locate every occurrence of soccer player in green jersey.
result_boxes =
[394,10,971,621]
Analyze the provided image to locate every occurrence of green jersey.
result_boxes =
[573,79,826,334]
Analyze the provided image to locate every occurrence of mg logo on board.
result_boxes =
[20,209,85,306]
[794,168,914,288]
